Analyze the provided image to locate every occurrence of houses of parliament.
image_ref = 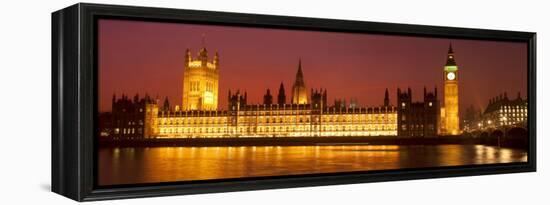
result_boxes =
[101,43,461,139]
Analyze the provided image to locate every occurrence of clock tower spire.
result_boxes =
[442,43,460,135]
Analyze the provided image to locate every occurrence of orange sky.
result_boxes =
[98,19,528,115]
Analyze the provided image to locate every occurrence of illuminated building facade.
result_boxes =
[464,92,528,132]
[101,47,472,139]
[397,87,440,137]
[145,58,397,138]
[148,88,397,138]
[182,47,219,111]
[441,44,460,135]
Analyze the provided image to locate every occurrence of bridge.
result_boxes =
[464,121,528,149]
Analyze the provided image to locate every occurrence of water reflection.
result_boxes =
[98,145,527,186]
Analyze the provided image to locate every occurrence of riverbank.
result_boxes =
[99,135,528,150]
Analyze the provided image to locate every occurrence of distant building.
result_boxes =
[108,94,156,140]
[397,87,440,137]
[465,92,527,132]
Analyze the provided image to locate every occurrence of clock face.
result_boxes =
[446,72,456,80]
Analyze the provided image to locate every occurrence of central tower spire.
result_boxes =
[295,59,305,86]
[292,58,308,104]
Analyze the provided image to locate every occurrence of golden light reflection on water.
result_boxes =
[98,145,527,186]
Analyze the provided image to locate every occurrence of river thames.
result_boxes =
[98,145,527,185]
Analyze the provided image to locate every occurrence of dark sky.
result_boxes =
[98,19,527,115]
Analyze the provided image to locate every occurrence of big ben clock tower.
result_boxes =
[443,44,460,135]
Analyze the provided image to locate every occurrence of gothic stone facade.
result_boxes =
[101,46,450,139]
[397,87,440,137]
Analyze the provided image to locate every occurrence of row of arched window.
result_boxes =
[157,124,397,135]
[157,114,397,125]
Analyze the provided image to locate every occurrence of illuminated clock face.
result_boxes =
[446,72,456,80]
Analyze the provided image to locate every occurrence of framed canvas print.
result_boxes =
[52,3,536,201]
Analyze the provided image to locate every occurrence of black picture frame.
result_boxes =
[52,3,536,201]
